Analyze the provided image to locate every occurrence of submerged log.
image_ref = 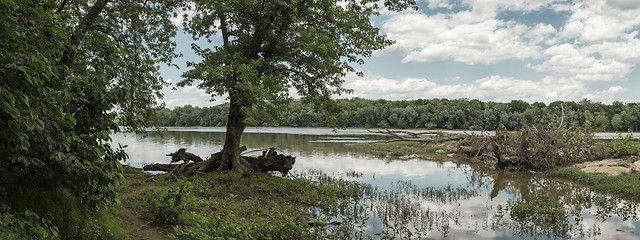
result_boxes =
[367,129,468,143]
[143,147,295,175]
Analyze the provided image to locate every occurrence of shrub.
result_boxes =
[1,188,126,240]
[605,132,640,158]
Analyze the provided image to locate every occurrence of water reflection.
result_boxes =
[112,127,640,239]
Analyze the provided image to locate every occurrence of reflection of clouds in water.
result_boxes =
[581,212,638,239]
[294,153,471,181]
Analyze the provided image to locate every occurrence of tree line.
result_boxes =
[158,98,640,132]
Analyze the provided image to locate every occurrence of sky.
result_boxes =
[160,0,640,109]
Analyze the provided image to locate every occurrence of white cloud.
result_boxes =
[585,39,640,63]
[381,12,543,64]
[559,0,640,43]
[528,43,633,82]
[606,0,640,10]
[526,23,558,45]
[581,86,628,103]
[426,0,462,9]
[181,85,210,97]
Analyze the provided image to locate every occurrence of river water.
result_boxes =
[112,127,640,239]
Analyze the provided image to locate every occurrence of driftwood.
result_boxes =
[143,147,295,175]
[368,128,517,170]
[367,129,468,143]
[168,148,203,163]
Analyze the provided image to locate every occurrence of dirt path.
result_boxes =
[117,167,169,240]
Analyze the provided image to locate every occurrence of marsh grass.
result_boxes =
[494,192,639,239]
[546,167,640,201]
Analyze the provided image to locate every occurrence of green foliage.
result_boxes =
[546,168,640,201]
[433,131,447,143]
[509,195,572,237]
[605,132,640,158]
[126,171,365,239]
[1,0,178,238]
[158,98,640,131]
[136,182,203,225]
[0,188,127,240]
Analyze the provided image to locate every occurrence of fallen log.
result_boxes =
[167,148,203,163]
[367,129,468,143]
[143,147,295,175]
[143,163,195,172]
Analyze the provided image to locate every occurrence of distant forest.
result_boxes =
[157,98,640,131]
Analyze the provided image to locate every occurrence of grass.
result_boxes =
[546,167,640,201]
[119,167,365,239]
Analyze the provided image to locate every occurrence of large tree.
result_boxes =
[179,0,415,173]
[1,0,180,212]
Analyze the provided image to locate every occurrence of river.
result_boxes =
[112,127,640,239]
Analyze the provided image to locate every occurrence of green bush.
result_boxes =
[1,188,127,240]
[605,132,640,158]
[136,182,203,225]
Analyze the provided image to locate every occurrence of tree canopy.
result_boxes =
[1,0,180,212]
[158,98,639,132]
[178,0,416,173]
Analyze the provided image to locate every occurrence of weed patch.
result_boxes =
[546,167,640,201]
[124,170,364,239]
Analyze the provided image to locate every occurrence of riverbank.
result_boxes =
[115,166,365,239]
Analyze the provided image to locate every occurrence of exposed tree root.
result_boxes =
[143,147,295,175]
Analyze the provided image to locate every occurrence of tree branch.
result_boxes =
[61,0,110,68]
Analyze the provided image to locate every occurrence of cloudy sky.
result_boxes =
[160,0,640,108]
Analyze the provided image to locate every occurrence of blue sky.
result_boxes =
[160,0,640,108]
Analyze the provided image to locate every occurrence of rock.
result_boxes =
[447,153,455,158]
[435,149,446,154]
[634,161,640,172]
[444,142,458,152]
[573,159,634,176]
[399,154,420,160]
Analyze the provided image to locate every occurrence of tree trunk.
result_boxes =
[216,98,251,174]
[214,11,252,174]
